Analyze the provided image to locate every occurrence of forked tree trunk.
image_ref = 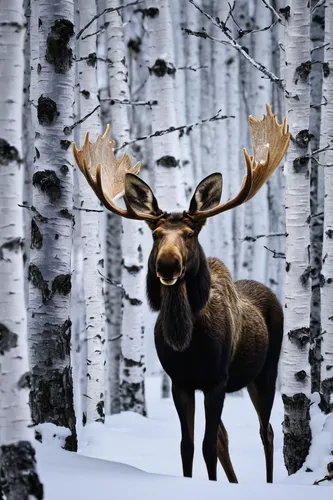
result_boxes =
[320,0,333,412]
[106,0,147,416]
[28,0,77,451]
[77,0,106,426]
[0,1,43,497]
[281,0,312,475]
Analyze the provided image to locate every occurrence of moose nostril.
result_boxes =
[157,257,181,278]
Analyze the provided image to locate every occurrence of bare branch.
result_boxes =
[186,0,288,96]
[177,64,209,71]
[76,0,141,40]
[261,0,283,22]
[312,0,326,14]
[64,105,100,135]
[100,97,158,106]
[240,232,287,242]
[73,206,104,213]
[264,246,286,259]
[98,270,123,289]
[115,109,234,153]
[311,42,329,54]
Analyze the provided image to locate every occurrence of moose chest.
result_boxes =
[154,318,232,392]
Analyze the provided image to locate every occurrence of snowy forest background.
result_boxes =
[1,0,333,498]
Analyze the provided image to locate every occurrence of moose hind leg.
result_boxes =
[172,384,195,477]
[217,421,238,483]
[202,381,226,481]
[247,375,276,483]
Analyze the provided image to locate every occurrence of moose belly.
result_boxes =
[154,326,232,392]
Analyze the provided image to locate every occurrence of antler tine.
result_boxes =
[72,125,161,222]
[190,104,290,220]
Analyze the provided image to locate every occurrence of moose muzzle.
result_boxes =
[156,252,183,286]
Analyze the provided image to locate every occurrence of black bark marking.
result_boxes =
[0,237,24,260]
[32,170,61,202]
[149,59,176,77]
[123,263,143,275]
[0,138,20,165]
[294,129,313,149]
[287,327,310,347]
[52,274,71,296]
[59,208,74,222]
[323,62,330,77]
[30,362,77,451]
[326,229,333,239]
[28,264,51,304]
[30,219,43,250]
[0,441,44,500]
[293,156,309,173]
[17,371,31,389]
[123,292,142,306]
[0,324,18,355]
[128,37,141,53]
[37,95,58,125]
[156,155,179,168]
[60,139,71,150]
[96,400,105,423]
[60,164,69,175]
[294,370,307,382]
[86,52,97,68]
[139,7,159,17]
[282,393,311,475]
[80,90,90,99]
[300,265,311,285]
[295,61,312,83]
[45,19,74,74]
[321,377,333,413]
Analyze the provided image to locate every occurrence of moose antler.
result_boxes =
[72,125,162,221]
[188,104,290,220]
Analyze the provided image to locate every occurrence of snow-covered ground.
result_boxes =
[36,376,333,499]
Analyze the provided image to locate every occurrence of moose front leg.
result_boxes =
[172,384,195,478]
[202,381,226,481]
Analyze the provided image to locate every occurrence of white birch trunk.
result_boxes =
[185,0,202,186]
[28,0,77,450]
[0,0,43,496]
[106,0,147,415]
[77,0,106,426]
[146,0,184,211]
[320,0,333,412]
[309,0,325,394]
[281,0,312,475]
[248,0,270,285]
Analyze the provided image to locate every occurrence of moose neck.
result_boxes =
[146,244,211,352]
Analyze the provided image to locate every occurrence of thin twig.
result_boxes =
[100,97,158,106]
[261,0,283,22]
[312,0,326,14]
[177,64,209,71]
[76,0,141,39]
[98,270,123,289]
[114,109,234,153]
[73,206,104,213]
[264,246,286,259]
[311,42,329,54]
[82,27,105,40]
[240,232,287,242]
[186,0,287,95]
[64,105,100,135]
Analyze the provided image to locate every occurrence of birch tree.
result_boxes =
[0,0,43,496]
[28,0,77,450]
[106,0,147,416]
[309,0,325,394]
[281,1,312,475]
[77,0,106,426]
[320,0,333,412]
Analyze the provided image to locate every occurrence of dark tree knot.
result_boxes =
[45,19,74,73]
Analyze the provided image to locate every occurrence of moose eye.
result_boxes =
[152,231,159,240]
[186,231,194,239]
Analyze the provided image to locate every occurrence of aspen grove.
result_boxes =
[1,0,333,498]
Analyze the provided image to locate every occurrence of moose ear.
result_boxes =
[188,173,222,214]
[124,173,163,217]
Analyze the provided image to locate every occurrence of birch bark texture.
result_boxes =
[28,0,77,450]
[320,0,333,412]
[146,0,185,211]
[281,1,312,475]
[0,0,43,497]
[106,0,147,416]
[77,0,106,426]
